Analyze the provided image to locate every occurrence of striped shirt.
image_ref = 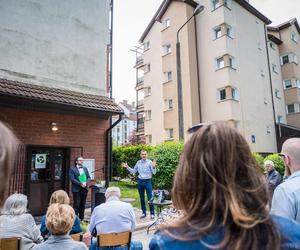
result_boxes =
[0,213,43,250]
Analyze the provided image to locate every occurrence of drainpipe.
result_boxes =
[105,114,122,188]
[264,24,278,151]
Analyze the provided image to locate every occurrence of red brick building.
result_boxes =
[0,79,122,215]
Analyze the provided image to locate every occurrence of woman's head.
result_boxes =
[2,193,28,215]
[49,190,70,205]
[169,122,280,249]
[0,121,18,205]
[46,203,75,235]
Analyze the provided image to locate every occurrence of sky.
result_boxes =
[112,0,300,103]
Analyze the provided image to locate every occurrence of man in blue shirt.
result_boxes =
[122,150,156,219]
[272,138,300,223]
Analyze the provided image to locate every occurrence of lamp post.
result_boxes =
[176,5,204,140]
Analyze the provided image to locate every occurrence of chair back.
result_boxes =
[70,233,83,241]
[0,237,21,250]
[97,231,132,248]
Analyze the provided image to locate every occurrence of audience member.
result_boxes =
[272,138,300,223]
[149,122,300,250]
[88,186,142,250]
[0,193,43,249]
[33,203,87,250]
[264,160,281,197]
[0,121,18,206]
[40,190,82,238]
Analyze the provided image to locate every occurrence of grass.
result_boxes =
[110,181,141,208]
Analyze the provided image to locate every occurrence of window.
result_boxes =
[165,99,173,110]
[145,63,150,73]
[277,115,283,123]
[214,26,222,39]
[281,53,298,65]
[164,71,172,82]
[231,88,239,100]
[145,86,151,96]
[143,41,150,51]
[226,25,233,38]
[282,55,289,64]
[212,0,222,10]
[229,56,235,68]
[269,42,275,50]
[272,64,278,74]
[216,57,225,69]
[162,18,170,30]
[166,128,174,139]
[275,89,280,99]
[218,88,226,100]
[287,104,295,114]
[283,79,292,89]
[147,134,152,144]
[297,79,300,88]
[145,110,152,120]
[291,32,298,43]
[162,44,172,55]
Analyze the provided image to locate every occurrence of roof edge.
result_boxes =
[267,34,283,45]
[268,18,300,34]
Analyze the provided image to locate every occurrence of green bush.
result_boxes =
[150,141,184,191]
[112,144,153,178]
[252,152,265,173]
[264,153,285,177]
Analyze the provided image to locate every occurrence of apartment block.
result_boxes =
[268,19,300,127]
[134,0,294,153]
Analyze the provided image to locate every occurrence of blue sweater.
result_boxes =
[40,214,82,238]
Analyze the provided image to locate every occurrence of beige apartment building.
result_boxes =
[135,0,291,153]
[268,19,300,128]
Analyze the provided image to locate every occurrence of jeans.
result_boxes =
[73,188,88,220]
[89,239,143,250]
[137,178,154,215]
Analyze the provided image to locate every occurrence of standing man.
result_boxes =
[264,160,281,197]
[69,156,91,221]
[122,150,156,220]
[271,138,300,223]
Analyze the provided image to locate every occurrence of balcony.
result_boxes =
[136,99,144,111]
[134,55,144,68]
[137,120,145,132]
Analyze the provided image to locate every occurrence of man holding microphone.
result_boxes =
[122,150,156,220]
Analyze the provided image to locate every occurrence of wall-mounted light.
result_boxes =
[50,122,58,131]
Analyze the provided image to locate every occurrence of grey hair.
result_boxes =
[105,187,121,199]
[2,193,28,215]
[264,160,274,168]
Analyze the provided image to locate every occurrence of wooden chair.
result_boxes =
[70,233,83,242]
[0,237,21,250]
[97,231,132,249]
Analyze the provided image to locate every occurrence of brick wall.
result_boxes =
[0,106,109,199]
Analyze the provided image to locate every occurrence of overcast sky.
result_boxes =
[112,0,300,103]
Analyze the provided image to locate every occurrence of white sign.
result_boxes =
[35,154,47,169]
[83,159,95,180]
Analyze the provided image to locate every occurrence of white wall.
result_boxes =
[0,0,110,95]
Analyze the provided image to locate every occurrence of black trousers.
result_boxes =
[73,188,88,220]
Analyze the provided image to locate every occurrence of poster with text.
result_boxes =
[35,154,47,169]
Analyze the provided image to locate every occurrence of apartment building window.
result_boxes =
[226,25,233,38]
[165,99,173,110]
[269,42,275,50]
[213,26,222,39]
[145,86,151,97]
[162,44,172,56]
[213,24,233,40]
[231,88,239,100]
[164,71,172,82]
[229,56,235,68]
[166,128,174,140]
[211,0,228,10]
[145,63,150,73]
[297,79,300,88]
[218,86,238,101]
[216,57,225,69]
[143,41,150,51]
[275,89,280,99]
[283,79,292,89]
[162,18,170,30]
[218,88,226,100]
[145,110,152,120]
[291,32,298,43]
[277,115,283,123]
[272,64,278,74]
[281,53,298,65]
[287,104,295,114]
[147,134,152,144]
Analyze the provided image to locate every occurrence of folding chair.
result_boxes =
[0,237,21,250]
[71,233,83,241]
[97,231,132,249]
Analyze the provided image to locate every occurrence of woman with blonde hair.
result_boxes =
[40,190,82,238]
[33,204,87,250]
[150,122,300,250]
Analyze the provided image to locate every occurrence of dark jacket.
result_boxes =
[149,215,300,250]
[69,166,91,193]
[266,169,281,194]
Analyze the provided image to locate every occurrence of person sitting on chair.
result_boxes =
[88,187,143,250]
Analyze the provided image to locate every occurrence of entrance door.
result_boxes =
[26,147,70,216]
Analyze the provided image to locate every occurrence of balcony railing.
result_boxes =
[137,121,145,132]
[137,99,144,108]
[136,55,144,65]
[137,76,144,85]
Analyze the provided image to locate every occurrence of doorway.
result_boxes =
[26,147,70,216]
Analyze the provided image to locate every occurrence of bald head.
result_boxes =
[282,138,300,171]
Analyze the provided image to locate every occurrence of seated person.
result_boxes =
[149,122,300,250]
[0,193,43,250]
[88,187,142,250]
[40,190,82,238]
[33,203,87,250]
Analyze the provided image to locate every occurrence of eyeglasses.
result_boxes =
[278,153,287,159]
[187,123,210,134]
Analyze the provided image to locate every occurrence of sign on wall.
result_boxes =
[83,159,95,180]
[35,154,47,169]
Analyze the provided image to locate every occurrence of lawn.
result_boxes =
[110,181,141,208]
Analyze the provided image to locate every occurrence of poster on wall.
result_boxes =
[83,159,95,180]
[35,154,47,169]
